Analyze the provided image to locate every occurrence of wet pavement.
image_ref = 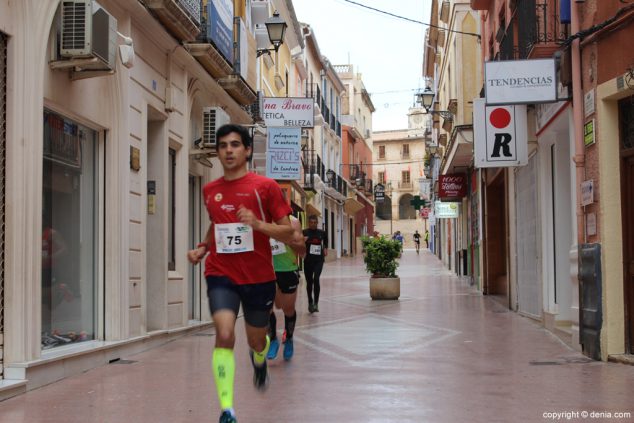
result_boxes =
[1,249,634,422]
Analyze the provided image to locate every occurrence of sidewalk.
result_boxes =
[1,250,633,422]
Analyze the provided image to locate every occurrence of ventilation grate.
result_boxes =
[62,1,88,50]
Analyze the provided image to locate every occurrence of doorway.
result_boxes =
[619,96,634,353]
[484,170,508,297]
[188,175,202,321]
[146,107,168,332]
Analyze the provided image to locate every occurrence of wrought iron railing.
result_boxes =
[303,153,323,191]
[179,0,201,25]
[517,0,569,59]
[365,178,373,196]
[499,20,518,60]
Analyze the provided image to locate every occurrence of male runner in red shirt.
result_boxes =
[188,124,294,423]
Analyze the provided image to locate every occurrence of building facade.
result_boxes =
[0,0,363,399]
[336,64,376,256]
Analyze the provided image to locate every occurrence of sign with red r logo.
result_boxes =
[473,99,528,168]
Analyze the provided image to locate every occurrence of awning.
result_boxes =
[344,198,365,215]
[306,203,321,218]
[441,125,474,175]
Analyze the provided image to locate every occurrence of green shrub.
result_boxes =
[361,235,402,278]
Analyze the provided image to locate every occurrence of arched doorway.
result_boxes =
[399,193,416,219]
[375,196,392,220]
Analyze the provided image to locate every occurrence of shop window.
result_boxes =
[42,109,98,350]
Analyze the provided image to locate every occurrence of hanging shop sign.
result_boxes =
[374,183,385,202]
[438,174,467,199]
[435,201,460,218]
[266,127,301,180]
[418,178,432,199]
[207,0,234,63]
[262,97,314,127]
[485,58,557,105]
[474,98,528,168]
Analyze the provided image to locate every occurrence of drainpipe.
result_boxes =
[571,2,585,246]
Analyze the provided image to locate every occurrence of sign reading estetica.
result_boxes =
[485,58,557,105]
[262,97,314,127]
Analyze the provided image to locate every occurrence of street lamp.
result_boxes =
[256,11,288,57]
[415,86,454,120]
[386,182,394,236]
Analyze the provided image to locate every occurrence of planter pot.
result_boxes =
[370,276,400,300]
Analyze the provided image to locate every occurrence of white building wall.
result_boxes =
[0,0,252,393]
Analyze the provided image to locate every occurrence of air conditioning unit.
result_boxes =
[202,107,231,148]
[58,0,117,71]
[251,0,270,27]
[254,23,270,51]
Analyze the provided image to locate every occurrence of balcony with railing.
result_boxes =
[144,0,201,41]
[364,178,373,197]
[306,83,341,136]
[302,153,325,192]
[325,169,348,197]
[517,0,569,59]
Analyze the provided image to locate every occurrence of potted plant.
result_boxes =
[361,235,402,300]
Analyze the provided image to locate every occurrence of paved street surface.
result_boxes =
[1,250,634,423]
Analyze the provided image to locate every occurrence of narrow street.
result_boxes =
[1,250,633,423]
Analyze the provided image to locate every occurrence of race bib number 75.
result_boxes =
[214,223,254,254]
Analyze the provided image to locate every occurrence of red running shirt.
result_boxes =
[203,172,292,284]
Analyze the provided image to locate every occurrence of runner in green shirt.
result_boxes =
[268,216,306,360]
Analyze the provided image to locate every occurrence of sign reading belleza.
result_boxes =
[485,58,557,105]
[262,97,314,127]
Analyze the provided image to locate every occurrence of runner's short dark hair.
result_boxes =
[308,215,318,221]
[215,124,253,152]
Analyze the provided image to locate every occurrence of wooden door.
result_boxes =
[619,97,634,353]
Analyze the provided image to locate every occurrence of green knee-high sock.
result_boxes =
[212,348,235,410]
[252,335,270,366]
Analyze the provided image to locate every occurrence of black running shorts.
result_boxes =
[275,270,299,294]
[205,275,276,328]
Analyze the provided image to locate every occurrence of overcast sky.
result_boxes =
[292,0,432,131]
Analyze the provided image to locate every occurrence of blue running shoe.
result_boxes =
[267,338,279,360]
[219,410,237,423]
[283,338,294,361]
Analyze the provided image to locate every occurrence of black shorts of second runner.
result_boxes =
[275,270,299,294]
[206,275,276,328]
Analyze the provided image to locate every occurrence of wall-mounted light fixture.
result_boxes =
[415,86,454,120]
[256,11,288,58]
